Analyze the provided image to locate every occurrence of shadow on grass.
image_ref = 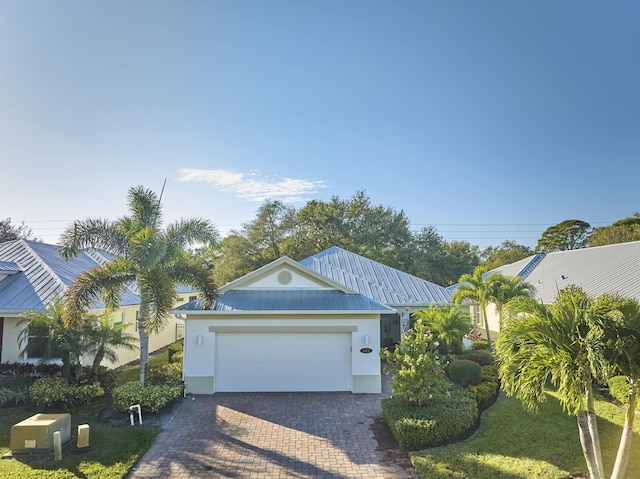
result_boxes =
[410,391,640,479]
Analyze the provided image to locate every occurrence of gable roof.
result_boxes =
[490,241,640,304]
[0,239,139,312]
[300,246,452,307]
[178,255,392,314]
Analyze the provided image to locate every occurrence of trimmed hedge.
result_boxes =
[458,350,494,366]
[29,377,104,411]
[148,362,183,385]
[0,362,63,377]
[381,386,478,450]
[112,382,184,414]
[168,339,184,363]
[448,359,483,387]
[468,365,500,409]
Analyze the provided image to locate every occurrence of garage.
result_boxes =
[215,332,351,392]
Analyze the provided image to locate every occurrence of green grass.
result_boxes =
[410,390,640,479]
[0,348,175,478]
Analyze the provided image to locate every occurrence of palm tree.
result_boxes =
[488,273,536,329]
[58,185,219,386]
[496,286,610,479]
[83,310,139,379]
[412,305,471,354]
[18,298,86,383]
[452,267,497,349]
[599,294,640,479]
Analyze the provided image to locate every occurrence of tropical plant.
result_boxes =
[496,286,612,479]
[412,305,471,354]
[82,310,139,379]
[58,185,219,386]
[18,298,86,383]
[488,273,536,329]
[451,267,497,349]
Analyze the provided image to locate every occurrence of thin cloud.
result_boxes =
[176,168,327,202]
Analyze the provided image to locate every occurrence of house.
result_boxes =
[0,239,188,367]
[461,240,640,339]
[177,256,393,394]
[300,246,453,346]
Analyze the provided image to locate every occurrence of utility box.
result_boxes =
[77,424,90,451]
[10,414,71,454]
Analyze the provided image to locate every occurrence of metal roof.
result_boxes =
[490,241,640,304]
[0,261,21,274]
[300,246,452,307]
[0,239,140,312]
[176,289,393,312]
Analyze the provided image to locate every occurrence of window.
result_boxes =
[110,311,124,326]
[26,325,48,359]
[189,295,197,302]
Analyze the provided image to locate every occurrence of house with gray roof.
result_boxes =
[0,239,191,367]
[300,246,453,346]
[451,240,640,340]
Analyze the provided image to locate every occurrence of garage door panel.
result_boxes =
[216,332,351,392]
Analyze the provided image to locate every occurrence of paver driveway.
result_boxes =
[127,381,418,479]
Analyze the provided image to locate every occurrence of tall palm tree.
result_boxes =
[488,273,536,329]
[599,294,640,479]
[412,305,471,354]
[58,185,219,386]
[496,286,610,479]
[452,267,497,349]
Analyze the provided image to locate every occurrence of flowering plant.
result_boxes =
[380,318,451,406]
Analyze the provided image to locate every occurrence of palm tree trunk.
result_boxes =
[138,298,150,387]
[611,378,638,479]
[482,305,493,349]
[586,382,605,479]
[90,349,105,377]
[577,411,603,479]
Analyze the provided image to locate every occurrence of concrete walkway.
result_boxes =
[127,381,418,478]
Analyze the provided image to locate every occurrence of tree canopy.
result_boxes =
[0,218,37,243]
[535,219,591,252]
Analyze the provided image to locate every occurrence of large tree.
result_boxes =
[481,240,532,270]
[0,218,37,243]
[497,286,612,479]
[58,185,219,386]
[535,219,591,253]
[589,213,640,247]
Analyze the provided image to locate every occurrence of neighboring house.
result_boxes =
[177,256,393,395]
[453,240,640,340]
[0,239,187,367]
[300,246,453,347]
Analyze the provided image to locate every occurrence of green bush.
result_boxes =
[0,386,30,407]
[471,339,490,350]
[168,339,184,363]
[448,359,483,386]
[381,386,478,450]
[148,362,183,385]
[29,377,104,411]
[608,376,636,407]
[171,350,184,364]
[458,350,494,366]
[112,382,184,414]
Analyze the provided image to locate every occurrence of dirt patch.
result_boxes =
[370,415,419,477]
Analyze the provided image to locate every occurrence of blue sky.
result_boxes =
[1,1,638,249]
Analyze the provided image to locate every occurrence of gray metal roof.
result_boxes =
[0,261,20,274]
[490,241,640,304]
[300,246,452,307]
[0,239,140,312]
[176,289,393,312]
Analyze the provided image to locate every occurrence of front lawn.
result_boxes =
[410,390,640,479]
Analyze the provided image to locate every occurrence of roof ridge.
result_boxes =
[19,239,66,304]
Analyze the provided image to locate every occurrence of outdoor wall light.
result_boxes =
[196,334,203,346]
[364,334,370,346]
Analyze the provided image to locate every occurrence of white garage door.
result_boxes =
[216,332,351,392]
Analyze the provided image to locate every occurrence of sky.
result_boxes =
[1,1,639,250]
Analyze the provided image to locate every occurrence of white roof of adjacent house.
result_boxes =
[300,246,452,308]
[490,241,640,304]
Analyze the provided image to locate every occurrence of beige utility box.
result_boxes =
[10,413,71,454]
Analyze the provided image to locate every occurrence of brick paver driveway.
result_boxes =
[127,379,418,479]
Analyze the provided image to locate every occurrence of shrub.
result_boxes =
[458,350,494,366]
[29,377,104,411]
[0,362,63,377]
[112,382,184,414]
[79,366,119,392]
[168,340,184,363]
[608,376,636,406]
[381,385,478,450]
[448,359,483,387]
[149,362,183,385]
[0,386,30,407]
[471,339,490,350]
[380,317,451,406]
[171,350,184,364]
